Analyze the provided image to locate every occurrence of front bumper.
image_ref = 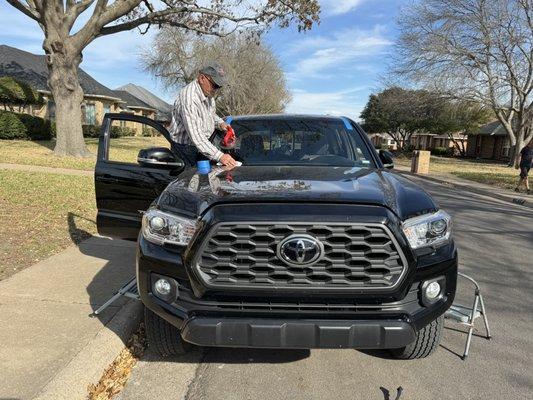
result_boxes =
[137,234,457,349]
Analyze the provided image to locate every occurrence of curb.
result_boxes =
[33,300,143,400]
[397,170,533,210]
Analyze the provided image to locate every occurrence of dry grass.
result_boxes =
[451,171,518,190]
[87,324,147,400]
[0,170,97,280]
[1,136,169,171]
[395,155,519,190]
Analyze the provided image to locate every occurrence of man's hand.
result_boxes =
[219,121,230,131]
[219,153,237,167]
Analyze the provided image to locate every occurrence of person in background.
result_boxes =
[169,61,237,168]
[515,139,533,195]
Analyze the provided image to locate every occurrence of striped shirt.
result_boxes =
[169,80,224,161]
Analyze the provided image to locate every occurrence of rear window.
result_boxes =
[214,118,375,167]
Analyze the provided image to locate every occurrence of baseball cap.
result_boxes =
[199,61,228,87]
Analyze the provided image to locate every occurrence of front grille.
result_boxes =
[194,223,407,291]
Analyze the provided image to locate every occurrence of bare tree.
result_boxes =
[143,28,291,115]
[396,0,533,166]
[6,1,319,156]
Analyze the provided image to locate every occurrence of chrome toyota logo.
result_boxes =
[277,234,324,266]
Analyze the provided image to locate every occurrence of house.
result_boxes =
[112,89,158,134]
[0,44,125,125]
[466,121,511,160]
[367,132,467,154]
[411,132,468,154]
[367,133,399,150]
[0,44,158,135]
[115,83,172,124]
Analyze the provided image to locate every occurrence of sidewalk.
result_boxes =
[395,165,532,209]
[0,162,92,176]
[0,236,141,400]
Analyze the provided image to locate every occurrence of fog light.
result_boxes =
[425,281,441,299]
[154,278,172,296]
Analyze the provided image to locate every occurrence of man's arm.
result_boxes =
[213,113,229,131]
[178,100,223,161]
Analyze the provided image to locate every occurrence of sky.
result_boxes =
[0,0,406,120]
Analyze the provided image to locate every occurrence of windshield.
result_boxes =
[214,118,376,167]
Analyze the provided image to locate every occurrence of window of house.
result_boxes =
[103,104,111,115]
[47,100,56,120]
[502,138,510,157]
[85,103,96,125]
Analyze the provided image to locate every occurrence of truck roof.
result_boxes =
[228,114,351,122]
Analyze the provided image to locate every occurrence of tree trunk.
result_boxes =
[45,41,90,157]
[511,138,525,168]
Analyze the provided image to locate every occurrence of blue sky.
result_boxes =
[0,0,406,120]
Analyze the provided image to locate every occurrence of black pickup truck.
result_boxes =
[95,114,457,359]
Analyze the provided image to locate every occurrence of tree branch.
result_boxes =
[6,0,41,22]
[65,0,97,31]
[97,5,268,37]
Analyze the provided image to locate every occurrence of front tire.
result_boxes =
[391,316,444,359]
[144,307,190,356]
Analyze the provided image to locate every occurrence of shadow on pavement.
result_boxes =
[142,346,310,364]
[67,212,137,345]
[201,347,310,364]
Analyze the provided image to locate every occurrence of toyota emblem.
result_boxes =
[277,234,324,267]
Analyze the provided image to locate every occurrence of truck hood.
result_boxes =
[156,166,438,221]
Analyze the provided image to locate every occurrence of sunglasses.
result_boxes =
[204,74,221,90]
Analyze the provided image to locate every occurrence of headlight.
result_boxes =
[141,209,198,246]
[402,210,452,249]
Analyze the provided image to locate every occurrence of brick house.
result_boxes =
[367,133,399,150]
[466,121,511,160]
[368,132,467,153]
[0,45,170,135]
[410,132,467,154]
[116,83,172,125]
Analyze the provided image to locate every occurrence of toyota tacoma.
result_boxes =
[95,114,457,359]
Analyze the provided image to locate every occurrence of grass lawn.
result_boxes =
[395,155,519,190]
[1,136,168,171]
[0,169,97,280]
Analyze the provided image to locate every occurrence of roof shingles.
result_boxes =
[113,90,155,110]
[0,44,119,99]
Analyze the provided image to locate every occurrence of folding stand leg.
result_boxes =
[92,291,124,316]
[91,278,137,316]
[463,293,480,360]
[478,293,492,340]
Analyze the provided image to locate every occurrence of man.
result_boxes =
[170,61,237,167]
[515,139,533,195]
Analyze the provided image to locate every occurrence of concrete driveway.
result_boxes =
[118,176,533,400]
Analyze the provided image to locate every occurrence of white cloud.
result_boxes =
[320,0,365,16]
[285,26,392,80]
[82,30,155,71]
[286,87,368,120]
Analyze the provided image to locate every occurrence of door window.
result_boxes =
[107,118,171,164]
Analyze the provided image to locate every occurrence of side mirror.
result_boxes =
[137,147,184,169]
[379,149,394,169]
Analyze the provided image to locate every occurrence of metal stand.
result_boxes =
[91,277,139,316]
[444,272,492,360]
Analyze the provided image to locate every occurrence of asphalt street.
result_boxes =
[118,176,533,400]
